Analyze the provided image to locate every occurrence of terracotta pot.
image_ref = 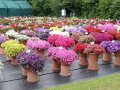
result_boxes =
[37,50,46,60]
[19,41,27,45]
[10,57,18,65]
[52,60,61,71]
[114,51,120,66]
[103,51,112,62]
[0,47,5,55]
[88,53,99,70]
[21,67,27,77]
[27,68,39,83]
[60,63,71,76]
[79,53,88,67]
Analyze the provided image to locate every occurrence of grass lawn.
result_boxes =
[44,73,120,90]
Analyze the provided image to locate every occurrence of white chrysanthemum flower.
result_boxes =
[50,31,69,36]
[5,30,19,37]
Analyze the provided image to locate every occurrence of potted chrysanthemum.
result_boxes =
[56,49,78,76]
[78,35,95,44]
[35,28,50,40]
[20,30,36,37]
[47,34,60,46]
[101,41,120,66]
[47,47,65,72]
[84,44,104,70]
[100,41,114,63]
[5,30,19,39]
[55,35,74,49]
[71,32,84,44]
[14,34,30,45]
[1,40,18,49]
[16,50,44,83]
[74,43,88,67]
[1,40,18,60]
[27,37,50,59]
[5,44,26,65]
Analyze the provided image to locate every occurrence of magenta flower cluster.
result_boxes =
[47,34,60,45]
[27,37,50,50]
[47,47,65,61]
[55,35,75,49]
[47,47,78,65]
[90,32,114,44]
[56,49,78,65]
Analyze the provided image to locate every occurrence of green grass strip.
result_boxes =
[44,73,120,90]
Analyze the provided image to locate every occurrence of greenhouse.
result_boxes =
[0,0,32,16]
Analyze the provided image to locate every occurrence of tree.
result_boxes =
[110,0,120,19]
[27,0,120,19]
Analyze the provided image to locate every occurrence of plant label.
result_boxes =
[85,32,88,35]
[90,42,94,44]
[59,47,63,50]
[112,40,115,43]
[26,50,31,53]
[102,30,105,33]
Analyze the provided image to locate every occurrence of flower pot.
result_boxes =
[79,53,88,67]
[52,59,61,72]
[21,67,27,77]
[114,51,120,66]
[60,63,71,76]
[10,57,18,65]
[19,41,27,45]
[88,53,99,70]
[27,68,39,83]
[103,51,112,62]
[37,50,46,60]
[0,47,5,55]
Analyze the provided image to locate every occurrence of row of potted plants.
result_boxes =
[0,17,120,84]
[48,47,78,76]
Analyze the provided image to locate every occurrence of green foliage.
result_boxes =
[5,44,26,57]
[1,40,18,48]
[110,0,120,19]
[28,0,120,19]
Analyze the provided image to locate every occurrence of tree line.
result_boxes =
[27,0,120,19]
